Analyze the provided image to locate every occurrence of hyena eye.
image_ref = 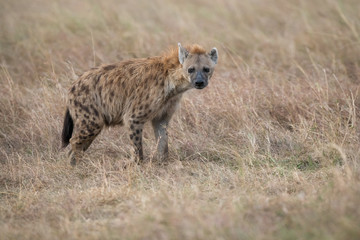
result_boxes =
[188,67,195,73]
[203,67,210,73]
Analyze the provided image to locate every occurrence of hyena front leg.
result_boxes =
[152,117,169,161]
[129,120,144,162]
[151,97,179,161]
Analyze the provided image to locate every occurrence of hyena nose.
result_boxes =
[195,80,205,87]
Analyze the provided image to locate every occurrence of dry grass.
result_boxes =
[1,0,360,239]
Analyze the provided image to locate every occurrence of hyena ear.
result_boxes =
[209,47,218,64]
[178,43,189,65]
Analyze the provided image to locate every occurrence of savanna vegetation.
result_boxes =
[1,0,360,239]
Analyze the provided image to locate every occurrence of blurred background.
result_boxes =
[1,0,359,78]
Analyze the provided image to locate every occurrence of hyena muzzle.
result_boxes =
[61,43,218,166]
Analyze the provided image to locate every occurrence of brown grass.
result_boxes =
[1,0,360,239]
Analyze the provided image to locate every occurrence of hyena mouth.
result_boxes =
[194,85,206,89]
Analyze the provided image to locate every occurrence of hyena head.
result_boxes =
[178,43,218,89]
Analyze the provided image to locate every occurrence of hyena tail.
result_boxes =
[61,108,74,148]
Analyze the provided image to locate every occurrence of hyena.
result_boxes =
[61,43,218,166]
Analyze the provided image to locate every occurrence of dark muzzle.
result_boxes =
[194,72,207,89]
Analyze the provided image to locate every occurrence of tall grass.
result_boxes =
[1,0,360,239]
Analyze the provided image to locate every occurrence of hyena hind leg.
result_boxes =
[69,121,103,166]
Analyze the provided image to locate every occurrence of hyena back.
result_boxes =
[61,43,218,166]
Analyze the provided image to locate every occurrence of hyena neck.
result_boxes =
[164,68,192,100]
[160,47,192,100]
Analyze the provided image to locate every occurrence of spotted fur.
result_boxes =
[61,43,218,165]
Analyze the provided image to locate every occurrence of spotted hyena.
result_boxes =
[61,43,218,166]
